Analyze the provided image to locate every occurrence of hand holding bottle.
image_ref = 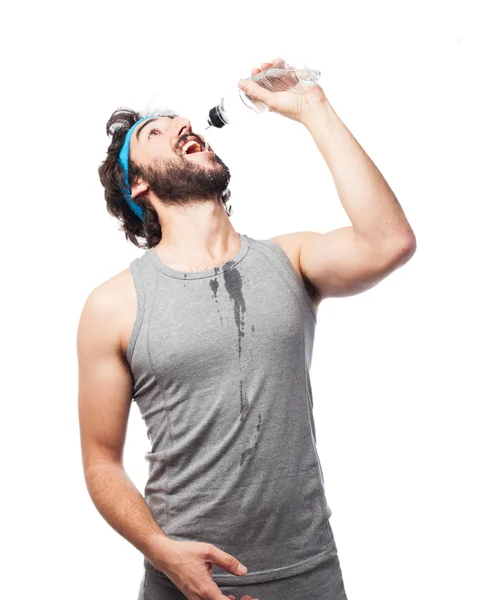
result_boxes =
[150,537,258,600]
[238,58,327,124]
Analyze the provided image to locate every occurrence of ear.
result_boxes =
[131,177,149,199]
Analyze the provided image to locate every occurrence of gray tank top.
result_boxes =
[126,232,334,585]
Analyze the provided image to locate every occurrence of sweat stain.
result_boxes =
[209,277,223,325]
[240,412,262,466]
[239,379,250,422]
[223,263,246,360]
[218,256,262,466]
[209,278,219,298]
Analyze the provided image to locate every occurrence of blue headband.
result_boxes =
[118,116,154,220]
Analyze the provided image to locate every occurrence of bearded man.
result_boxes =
[77,58,416,600]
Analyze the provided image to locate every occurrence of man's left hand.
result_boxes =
[238,58,328,124]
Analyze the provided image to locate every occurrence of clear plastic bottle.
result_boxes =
[207,61,321,128]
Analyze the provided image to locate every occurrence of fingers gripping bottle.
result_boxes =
[206,59,321,128]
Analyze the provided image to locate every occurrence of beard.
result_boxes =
[138,149,231,207]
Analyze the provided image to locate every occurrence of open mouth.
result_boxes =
[179,136,211,155]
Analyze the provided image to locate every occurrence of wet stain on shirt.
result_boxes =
[240,413,262,466]
[219,260,261,466]
[210,278,219,298]
[239,379,250,422]
[209,277,223,325]
[223,263,246,360]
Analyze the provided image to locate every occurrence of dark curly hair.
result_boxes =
[98,108,233,249]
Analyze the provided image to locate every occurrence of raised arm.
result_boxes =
[240,61,416,301]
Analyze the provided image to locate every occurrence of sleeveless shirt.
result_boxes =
[126,232,334,585]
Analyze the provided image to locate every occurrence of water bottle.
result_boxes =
[206,61,321,129]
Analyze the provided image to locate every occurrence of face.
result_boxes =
[129,116,230,206]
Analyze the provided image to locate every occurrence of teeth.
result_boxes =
[182,140,202,154]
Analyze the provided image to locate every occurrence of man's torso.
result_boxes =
[103,234,320,360]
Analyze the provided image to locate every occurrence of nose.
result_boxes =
[173,117,192,140]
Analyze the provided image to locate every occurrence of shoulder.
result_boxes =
[268,231,311,256]
[78,266,137,357]
[267,232,321,308]
[84,267,136,312]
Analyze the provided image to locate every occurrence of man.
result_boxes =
[77,59,416,600]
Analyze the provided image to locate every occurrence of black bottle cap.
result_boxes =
[208,105,227,129]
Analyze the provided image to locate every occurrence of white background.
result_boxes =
[1,0,478,598]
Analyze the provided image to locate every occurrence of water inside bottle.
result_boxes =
[205,62,321,129]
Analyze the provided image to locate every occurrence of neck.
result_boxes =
[155,198,239,269]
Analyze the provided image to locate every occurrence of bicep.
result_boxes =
[299,227,400,300]
[77,287,133,472]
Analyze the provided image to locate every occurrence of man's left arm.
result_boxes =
[295,99,416,300]
[239,63,417,301]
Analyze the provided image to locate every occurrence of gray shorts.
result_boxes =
[137,537,348,600]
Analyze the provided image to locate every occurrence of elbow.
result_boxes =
[402,230,417,257]
[389,232,417,266]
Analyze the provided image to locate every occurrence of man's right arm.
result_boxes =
[76,284,171,568]
[77,282,256,600]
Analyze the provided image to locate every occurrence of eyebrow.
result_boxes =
[135,115,177,141]
[135,118,158,141]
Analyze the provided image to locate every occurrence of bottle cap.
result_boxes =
[208,105,228,128]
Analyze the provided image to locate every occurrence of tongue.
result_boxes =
[185,143,202,154]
